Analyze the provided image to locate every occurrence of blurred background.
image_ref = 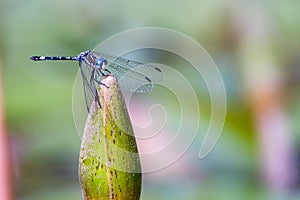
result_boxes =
[1,0,300,199]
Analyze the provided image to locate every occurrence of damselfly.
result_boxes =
[30,51,163,113]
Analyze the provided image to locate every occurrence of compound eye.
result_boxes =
[95,58,101,69]
[95,57,107,69]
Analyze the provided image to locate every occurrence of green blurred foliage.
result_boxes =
[1,0,300,200]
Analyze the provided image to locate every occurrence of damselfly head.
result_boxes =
[96,57,108,69]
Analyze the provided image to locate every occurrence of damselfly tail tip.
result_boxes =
[30,56,40,61]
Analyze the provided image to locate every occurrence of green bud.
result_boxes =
[79,75,141,200]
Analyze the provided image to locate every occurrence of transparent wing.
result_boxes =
[79,59,101,113]
[92,51,163,92]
